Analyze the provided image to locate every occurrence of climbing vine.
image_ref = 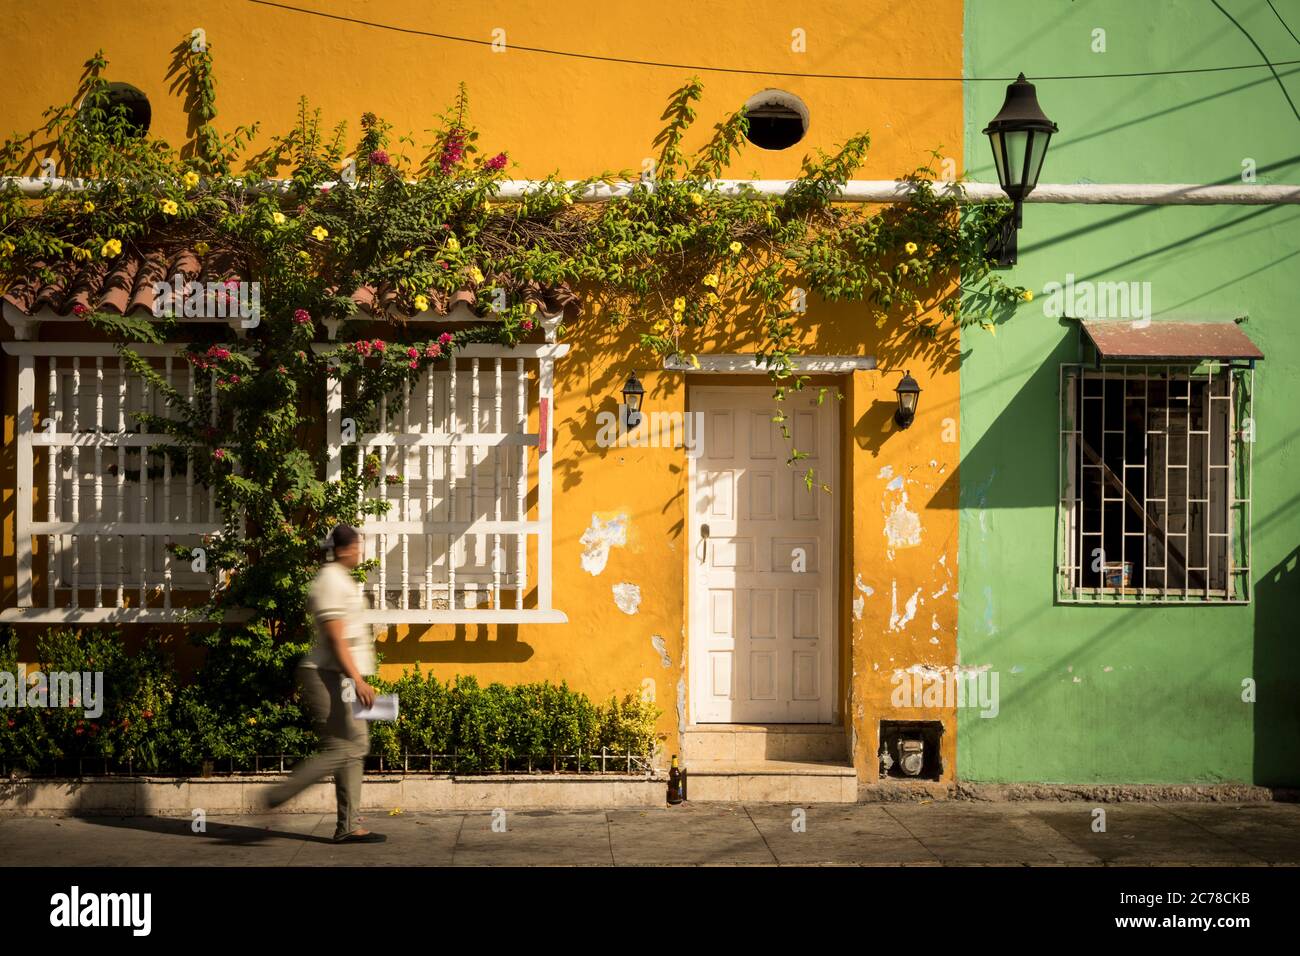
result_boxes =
[0,42,1026,640]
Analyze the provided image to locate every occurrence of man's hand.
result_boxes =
[355,680,376,710]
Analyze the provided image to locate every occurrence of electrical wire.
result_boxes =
[244,0,1300,83]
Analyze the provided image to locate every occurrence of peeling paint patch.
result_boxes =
[1103,666,1114,673]
[929,636,940,644]
[855,574,874,597]
[886,475,904,491]
[852,595,865,620]
[613,582,641,615]
[580,514,628,575]
[877,465,894,480]
[1010,665,1024,674]
[931,583,949,599]
[651,634,671,668]
[884,495,923,550]
[982,586,997,635]
[889,581,922,632]
[676,677,686,732]
[931,613,940,631]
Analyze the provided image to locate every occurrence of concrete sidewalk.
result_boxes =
[2,801,1299,866]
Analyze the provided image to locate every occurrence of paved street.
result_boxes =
[2,801,1299,866]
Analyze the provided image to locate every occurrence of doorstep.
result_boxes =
[683,760,857,803]
[0,773,665,815]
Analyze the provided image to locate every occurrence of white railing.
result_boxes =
[4,340,568,625]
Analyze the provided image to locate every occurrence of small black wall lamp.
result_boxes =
[894,370,921,429]
[621,370,645,429]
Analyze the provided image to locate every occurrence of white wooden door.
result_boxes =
[689,386,837,723]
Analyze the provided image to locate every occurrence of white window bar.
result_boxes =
[1057,361,1251,604]
[3,342,223,622]
[319,343,567,624]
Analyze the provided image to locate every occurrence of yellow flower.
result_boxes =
[904,241,917,255]
[403,250,411,259]
[561,193,573,205]
[706,292,719,306]
[689,354,701,369]
[446,235,460,252]
[194,240,210,256]
[72,246,92,261]
[182,171,200,188]
[298,250,312,262]
[247,717,257,725]
[898,263,909,276]
[1021,289,1034,302]
[161,199,179,215]
[690,192,703,206]
[484,200,493,211]
[729,241,742,254]
[470,266,484,284]
[673,296,686,313]
[0,239,15,256]
[311,226,329,241]
[272,211,287,225]
[82,201,94,214]
[413,294,430,313]
[653,320,669,333]
[527,301,538,315]
[100,238,122,258]
[702,273,718,288]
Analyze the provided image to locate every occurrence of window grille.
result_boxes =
[1057,362,1253,604]
[4,343,223,622]
[324,343,568,624]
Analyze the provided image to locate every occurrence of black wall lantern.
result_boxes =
[894,371,921,429]
[983,73,1058,266]
[621,370,645,429]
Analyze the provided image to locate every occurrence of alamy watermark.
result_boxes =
[0,665,104,718]
[890,667,1000,718]
[595,408,704,457]
[1041,273,1152,326]
[152,276,261,328]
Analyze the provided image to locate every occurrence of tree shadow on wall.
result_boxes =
[1253,545,1300,787]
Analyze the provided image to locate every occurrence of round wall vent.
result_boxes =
[78,82,152,136]
[743,89,809,150]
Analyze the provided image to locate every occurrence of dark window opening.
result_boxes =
[78,82,152,136]
[743,90,808,150]
[1074,370,1230,594]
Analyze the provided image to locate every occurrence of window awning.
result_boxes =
[1082,320,1263,362]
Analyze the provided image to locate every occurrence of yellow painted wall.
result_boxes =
[0,0,965,783]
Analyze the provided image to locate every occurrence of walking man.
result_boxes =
[267,524,385,843]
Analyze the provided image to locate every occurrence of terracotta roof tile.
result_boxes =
[3,244,581,321]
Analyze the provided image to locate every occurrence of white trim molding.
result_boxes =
[7,175,1300,205]
[664,353,876,374]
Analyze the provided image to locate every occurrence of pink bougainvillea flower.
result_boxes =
[373,339,386,352]
[71,303,89,317]
[369,149,390,166]
[213,449,226,460]
[408,360,418,369]
[293,308,312,325]
[438,332,453,346]
[424,343,442,358]
[406,347,419,359]
[521,320,534,332]
[485,151,508,172]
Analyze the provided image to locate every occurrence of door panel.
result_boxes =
[690,386,837,723]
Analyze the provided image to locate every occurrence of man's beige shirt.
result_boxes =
[304,561,376,676]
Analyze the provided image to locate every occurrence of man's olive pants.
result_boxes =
[269,663,369,838]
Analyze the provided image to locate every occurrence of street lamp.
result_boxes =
[983,73,1058,266]
[621,370,645,429]
[894,371,921,429]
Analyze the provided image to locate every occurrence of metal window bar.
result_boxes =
[3,343,224,622]
[320,343,567,624]
[1057,361,1250,605]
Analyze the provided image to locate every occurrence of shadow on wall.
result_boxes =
[381,623,533,664]
[1254,545,1300,786]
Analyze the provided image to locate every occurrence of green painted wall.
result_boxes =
[959,0,1300,784]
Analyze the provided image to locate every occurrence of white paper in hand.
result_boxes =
[351,693,399,721]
